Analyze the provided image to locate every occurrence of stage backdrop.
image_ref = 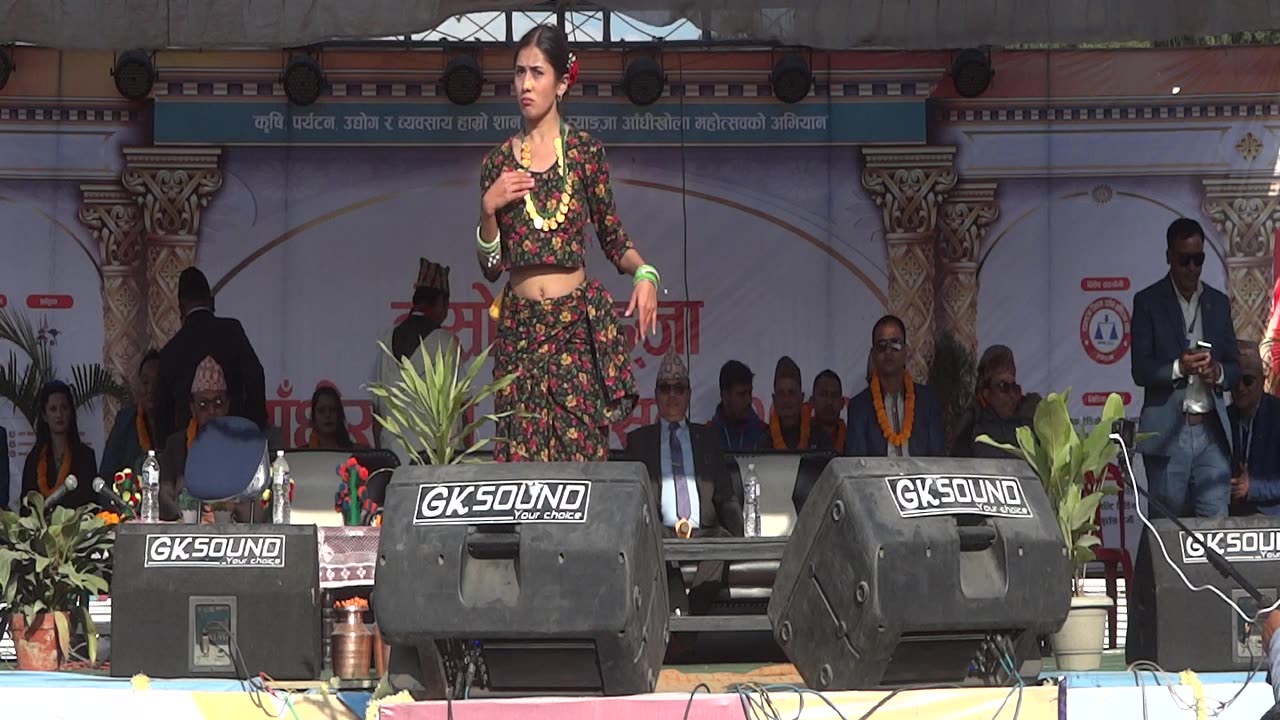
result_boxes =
[4,46,1279,574]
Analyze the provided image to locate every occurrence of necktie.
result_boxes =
[889,395,903,457]
[669,422,691,521]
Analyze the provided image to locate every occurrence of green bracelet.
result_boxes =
[634,265,660,289]
[476,225,500,254]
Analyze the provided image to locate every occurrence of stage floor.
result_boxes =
[0,659,1274,719]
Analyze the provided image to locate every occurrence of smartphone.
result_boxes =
[1196,340,1213,351]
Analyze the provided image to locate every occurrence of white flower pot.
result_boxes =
[1051,595,1113,671]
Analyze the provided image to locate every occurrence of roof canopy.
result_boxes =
[2,0,1278,50]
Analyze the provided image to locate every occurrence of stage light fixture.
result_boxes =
[283,54,326,106]
[442,55,484,106]
[0,48,13,92]
[622,57,665,106]
[952,48,993,98]
[771,54,812,104]
[113,49,155,100]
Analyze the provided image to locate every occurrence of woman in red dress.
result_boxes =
[477,23,659,462]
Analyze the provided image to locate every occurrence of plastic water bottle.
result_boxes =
[743,463,761,537]
[140,450,160,522]
[271,450,291,524]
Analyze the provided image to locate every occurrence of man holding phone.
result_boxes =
[1131,218,1239,518]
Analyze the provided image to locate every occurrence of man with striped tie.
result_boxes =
[625,348,742,620]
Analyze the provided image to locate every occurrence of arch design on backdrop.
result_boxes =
[211,179,889,306]
[0,195,103,284]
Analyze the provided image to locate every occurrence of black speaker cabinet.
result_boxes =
[1127,516,1280,671]
[769,457,1070,689]
[110,523,322,679]
[373,462,668,698]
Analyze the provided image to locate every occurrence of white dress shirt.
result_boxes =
[1168,279,1215,414]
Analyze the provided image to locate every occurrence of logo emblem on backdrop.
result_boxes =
[886,475,1032,518]
[413,480,591,525]
[1080,297,1131,365]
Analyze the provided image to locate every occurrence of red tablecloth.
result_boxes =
[317,525,380,588]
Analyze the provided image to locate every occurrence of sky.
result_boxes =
[404,10,702,43]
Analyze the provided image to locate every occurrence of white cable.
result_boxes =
[1112,432,1280,623]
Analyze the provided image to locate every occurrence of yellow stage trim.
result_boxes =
[190,692,358,719]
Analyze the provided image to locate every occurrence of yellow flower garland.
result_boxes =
[871,370,915,449]
[37,445,73,497]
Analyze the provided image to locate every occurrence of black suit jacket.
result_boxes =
[391,313,442,361]
[625,421,744,536]
[153,309,268,447]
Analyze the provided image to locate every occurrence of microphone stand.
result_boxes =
[1111,420,1269,610]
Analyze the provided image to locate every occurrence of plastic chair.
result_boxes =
[1085,463,1133,649]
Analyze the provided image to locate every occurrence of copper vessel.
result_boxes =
[331,607,372,679]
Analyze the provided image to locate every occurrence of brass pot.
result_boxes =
[331,607,372,679]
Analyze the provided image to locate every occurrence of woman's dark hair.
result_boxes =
[34,380,82,455]
[310,385,354,449]
[138,348,160,375]
[515,23,572,78]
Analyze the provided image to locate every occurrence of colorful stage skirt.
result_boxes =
[493,279,638,462]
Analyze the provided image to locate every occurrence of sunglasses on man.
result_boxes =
[1241,375,1257,388]
[1173,251,1205,267]
[874,339,904,353]
[657,382,689,395]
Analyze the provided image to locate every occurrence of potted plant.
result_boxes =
[978,390,1137,671]
[0,492,114,670]
[366,340,517,465]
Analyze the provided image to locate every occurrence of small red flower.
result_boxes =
[566,53,579,88]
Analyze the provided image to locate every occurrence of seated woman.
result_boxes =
[158,355,254,523]
[21,381,98,509]
[100,349,160,478]
[307,385,364,451]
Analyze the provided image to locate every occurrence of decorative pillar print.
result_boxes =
[937,181,1000,360]
[1201,178,1279,353]
[861,146,958,377]
[121,147,223,349]
[78,183,145,431]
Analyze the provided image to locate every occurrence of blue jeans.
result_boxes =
[1143,421,1231,518]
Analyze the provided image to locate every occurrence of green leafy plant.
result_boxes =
[0,307,127,428]
[978,390,1146,595]
[928,331,977,454]
[367,340,518,465]
[0,492,114,665]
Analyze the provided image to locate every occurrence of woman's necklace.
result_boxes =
[519,121,573,232]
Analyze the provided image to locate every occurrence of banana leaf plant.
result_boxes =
[367,339,518,465]
[978,390,1150,595]
[0,307,127,428]
[0,492,115,665]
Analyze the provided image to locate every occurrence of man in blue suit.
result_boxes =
[1131,217,1238,518]
[1229,341,1280,515]
[845,315,945,457]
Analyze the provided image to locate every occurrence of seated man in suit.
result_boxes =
[625,349,742,618]
[846,315,945,457]
[158,355,255,523]
[1230,341,1280,514]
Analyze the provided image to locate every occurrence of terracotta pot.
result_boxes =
[9,611,66,671]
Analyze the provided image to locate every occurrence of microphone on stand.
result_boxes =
[93,477,137,519]
[45,475,78,508]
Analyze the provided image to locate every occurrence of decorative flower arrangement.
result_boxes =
[112,469,142,519]
[95,510,122,526]
[336,597,369,611]
[335,457,380,526]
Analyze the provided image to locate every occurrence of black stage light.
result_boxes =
[113,49,155,100]
[952,48,994,98]
[442,55,484,106]
[771,54,812,104]
[622,56,665,106]
[284,54,326,106]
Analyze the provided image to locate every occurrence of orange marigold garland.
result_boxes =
[769,404,811,449]
[37,446,73,497]
[185,418,198,450]
[136,407,153,452]
[870,370,915,449]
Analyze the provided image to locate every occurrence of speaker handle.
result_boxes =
[467,531,521,560]
[956,525,997,552]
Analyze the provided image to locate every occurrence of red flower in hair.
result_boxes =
[566,53,579,89]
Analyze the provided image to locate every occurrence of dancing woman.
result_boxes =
[477,23,659,462]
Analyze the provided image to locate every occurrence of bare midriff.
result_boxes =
[509,264,586,301]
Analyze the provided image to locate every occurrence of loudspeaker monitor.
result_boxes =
[373,462,668,698]
[1126,516,1280,671]
[769,457,1069,689]
[110,523,322,679]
